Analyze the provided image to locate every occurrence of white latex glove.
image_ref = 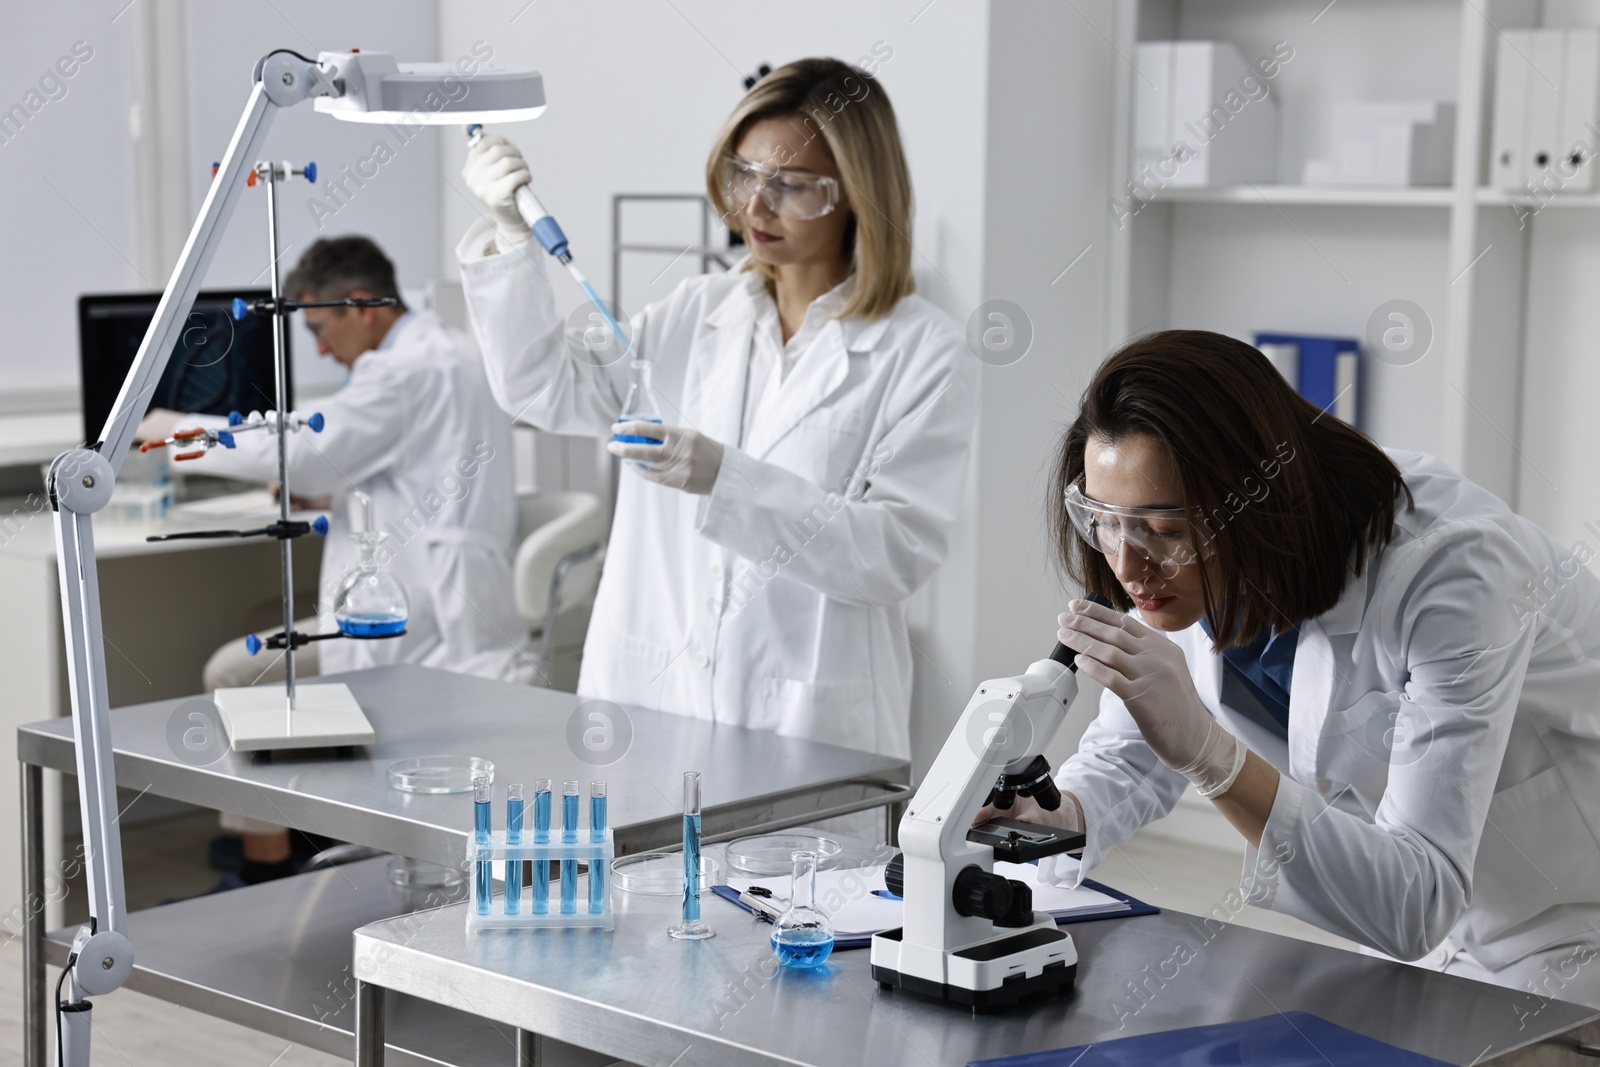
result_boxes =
[461,133,533,253]
[134,408,182,444]
[1058,597,1248,798]
[606,421,725,495]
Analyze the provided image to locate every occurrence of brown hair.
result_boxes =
[1049,330,1414,648]
[704,57,914,320]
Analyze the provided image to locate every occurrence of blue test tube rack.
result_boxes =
[465,788,614,933]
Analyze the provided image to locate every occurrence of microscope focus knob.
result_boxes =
[952,865,1014,922]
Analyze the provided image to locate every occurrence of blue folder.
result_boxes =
[968,1011,1453,1066]
[711,878,1157,950]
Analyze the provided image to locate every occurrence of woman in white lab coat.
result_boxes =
[1006,330,1600,1007]
[458,58,978,758]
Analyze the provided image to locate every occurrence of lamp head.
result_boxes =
[313,50,545,124]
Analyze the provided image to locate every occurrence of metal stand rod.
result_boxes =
[263,164,298,715]
[517,1030,543,1066]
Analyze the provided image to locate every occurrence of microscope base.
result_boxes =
[870,922,1077,1012]
[216,682,376,752]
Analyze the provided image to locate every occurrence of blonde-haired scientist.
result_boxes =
[458,58,978,759]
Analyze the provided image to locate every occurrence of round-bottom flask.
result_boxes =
[771,849,834,968]
[334,530,408,637]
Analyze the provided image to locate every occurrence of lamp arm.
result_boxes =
[47,51,335,1067]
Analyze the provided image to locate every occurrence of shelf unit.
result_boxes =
[1101,0,1580,513]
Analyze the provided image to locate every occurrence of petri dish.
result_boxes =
[725,832,843,878]
[387,855,465,889]
[612,851,721,895]
[387,756,494,794]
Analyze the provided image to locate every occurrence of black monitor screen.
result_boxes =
[78,290,289,446]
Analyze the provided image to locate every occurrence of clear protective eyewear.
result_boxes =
[720,156,841,221]
[1063,480,1215,568]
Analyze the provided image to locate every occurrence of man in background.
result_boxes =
[139,235,527,888]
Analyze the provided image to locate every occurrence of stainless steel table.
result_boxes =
[353,848,1600,1067]
[18,665,911,1066]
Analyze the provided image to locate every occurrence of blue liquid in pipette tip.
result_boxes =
[474,798,491,916]
[772,928,835,968]
[588,794,607,914]
[533,789,551,914]
[682,812,701,923]
[338,613,407,637]
[561,792,579,914]
[574,275,636,360]
[504,795,524,916]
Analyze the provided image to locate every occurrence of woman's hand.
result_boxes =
[1058,598,1246,797]
[973,790,1085,836]
[607,423,725,495]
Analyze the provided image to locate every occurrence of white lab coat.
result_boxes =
[183,309,525,680]
[1054,450,1600,996]
[457,219,979,758]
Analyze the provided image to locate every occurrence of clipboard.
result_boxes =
[710,878,1158,951]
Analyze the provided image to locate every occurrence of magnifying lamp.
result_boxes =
[44,48,544,1067]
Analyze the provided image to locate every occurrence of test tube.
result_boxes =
[532,779,551,915]
[504,783,525,916]
[588,780,607,914]
[473,775,492,917]
[561,780,579,914]
[668,771,714,940]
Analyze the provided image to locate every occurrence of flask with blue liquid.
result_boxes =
[333,490,408,638]
[613,359,664,456]
[771,849,834,968]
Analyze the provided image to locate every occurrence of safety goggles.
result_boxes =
[719,156,841,221]
[1063,480,1215,567]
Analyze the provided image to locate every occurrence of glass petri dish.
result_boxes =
[724,832,843,878]
[387,756,494,794]
[611,851,721,895]
[387,855,465,889]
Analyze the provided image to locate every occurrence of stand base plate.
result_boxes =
[215,683,375,752]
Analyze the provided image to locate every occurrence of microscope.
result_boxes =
[870,595,1107,1011]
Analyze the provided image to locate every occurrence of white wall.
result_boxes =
[0,3,142,397]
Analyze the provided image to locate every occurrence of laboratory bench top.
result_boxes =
[17,664,911,868]
[20,666,910,1067]
[353,868,1600,1067]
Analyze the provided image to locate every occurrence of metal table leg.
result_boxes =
[517,1029,541,1065]
[354,978,384,1066]
[22,761,46,1067]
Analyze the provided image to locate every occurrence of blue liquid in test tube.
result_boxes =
[532,779,551,915]
[473,776,492,916]
[505,784,524,916]
[589,780,607,914]
[667,771,712,939]
[683,809,701,922]
[561,780,579,914]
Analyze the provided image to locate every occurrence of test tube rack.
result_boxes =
[465,830,616,932]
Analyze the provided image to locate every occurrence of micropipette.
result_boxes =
[464,124,636,362]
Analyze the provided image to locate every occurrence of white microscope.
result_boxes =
[870,595,1107,1011]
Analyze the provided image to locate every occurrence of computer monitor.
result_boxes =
[77,289,290,447]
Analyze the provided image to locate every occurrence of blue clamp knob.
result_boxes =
[244,634,262,656]
[216,430,235,448]
[231,297,249,321]
[307,412,325,433]
[303,161,317,184]
[532,216,569,261]
[228,410,243,427]
[312,515,330,536]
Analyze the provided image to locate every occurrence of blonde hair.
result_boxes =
[705,58,915,321]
